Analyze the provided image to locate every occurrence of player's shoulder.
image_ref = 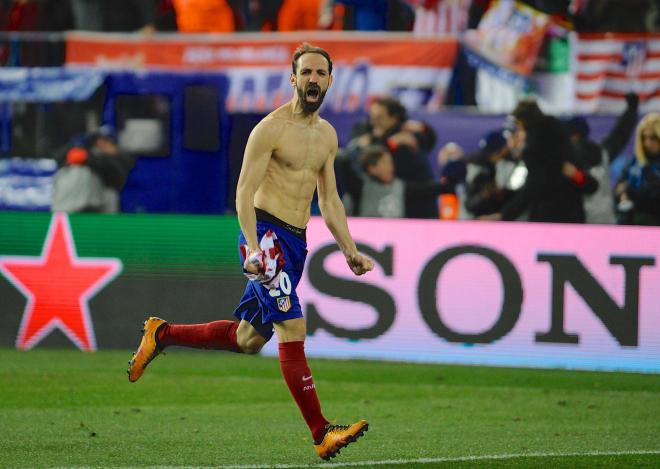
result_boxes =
[253,110,288,138]
[265,102,293,122]
[317,118,338,145]
[317,117,336,133]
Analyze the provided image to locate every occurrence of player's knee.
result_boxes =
[241,342,263,355]
[237,336,264,354]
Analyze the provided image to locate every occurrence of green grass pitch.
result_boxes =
[1,348,659,468]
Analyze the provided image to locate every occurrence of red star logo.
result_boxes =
[0,213,121,351]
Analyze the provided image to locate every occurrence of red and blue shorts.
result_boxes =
[232,209,308,341]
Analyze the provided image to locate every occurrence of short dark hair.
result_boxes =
[292,43,333,75]
[511,98,544,128]
[372,96,408,124]
[359,145,389,171]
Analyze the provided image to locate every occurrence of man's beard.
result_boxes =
[297,84,326,114]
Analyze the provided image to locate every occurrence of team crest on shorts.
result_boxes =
[277,296,291,312]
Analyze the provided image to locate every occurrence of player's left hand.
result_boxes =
[346,253,374,276]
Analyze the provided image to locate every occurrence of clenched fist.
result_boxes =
[345,252,374,276]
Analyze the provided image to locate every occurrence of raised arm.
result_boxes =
[602,92,639,161]
[317,128,373,275]
[236,120,278,253]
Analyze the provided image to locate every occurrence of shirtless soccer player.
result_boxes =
[127,43,374,461]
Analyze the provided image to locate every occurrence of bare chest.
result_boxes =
[272,125,330,172]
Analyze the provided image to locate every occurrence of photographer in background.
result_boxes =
[481,99,596,223]
[51,126,135,213]
[463,130,517,219]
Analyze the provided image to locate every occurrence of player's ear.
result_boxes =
[290,73,296,87]
[328,74,333,88]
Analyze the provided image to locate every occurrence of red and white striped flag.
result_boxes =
[574,33,660,113]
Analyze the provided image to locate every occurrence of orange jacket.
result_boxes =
[173,0,235,33]
[277,0,321,31]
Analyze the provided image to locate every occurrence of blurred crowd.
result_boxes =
[53,91,660,225]
[335,93,660,226]
[2,0,659,223]
[2,0,660,34]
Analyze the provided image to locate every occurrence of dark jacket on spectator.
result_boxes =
[572,94,639,169]
[570,94,639,224]
[501,115,592,223]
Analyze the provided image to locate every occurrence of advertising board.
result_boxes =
[1,213,658,373]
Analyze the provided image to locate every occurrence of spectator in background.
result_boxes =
[321,0,414,30]
[435,141,466,219]
[337,145,453,218]
[172,0,235,32]
[1,0,164,32]
[153,0,178,31]
[345,96,437,218]
[69,0,103,30]
[463,130,518,219]
[387,0,415,30]
[67,0,161,32]
[318,0,340,29]
[245,0,282,31]
[320,0,388,30]
[565,93,639,224]
[615,113,660,225]
[52,126,135,213]
[104,0,160,33]
[437,141,467,188]
[38,0,75,31]
[277,0,321,31]
[1,0,41,31]
[481,98,595,223]
[1,0,42,65]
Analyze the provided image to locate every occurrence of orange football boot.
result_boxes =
[127,317,167,383]
[314,420,369,460]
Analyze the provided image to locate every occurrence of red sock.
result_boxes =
[157,321,241,353]
[278,341,329,443]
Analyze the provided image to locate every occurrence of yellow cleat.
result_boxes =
[314,420,369,460]
[127,317,167,383]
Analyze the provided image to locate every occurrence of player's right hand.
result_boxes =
[346,253,374,276]
[243,249,263,276]
[241,247,267,283]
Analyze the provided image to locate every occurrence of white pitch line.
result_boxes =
[214,450,659,468]
[58,449,660,469]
